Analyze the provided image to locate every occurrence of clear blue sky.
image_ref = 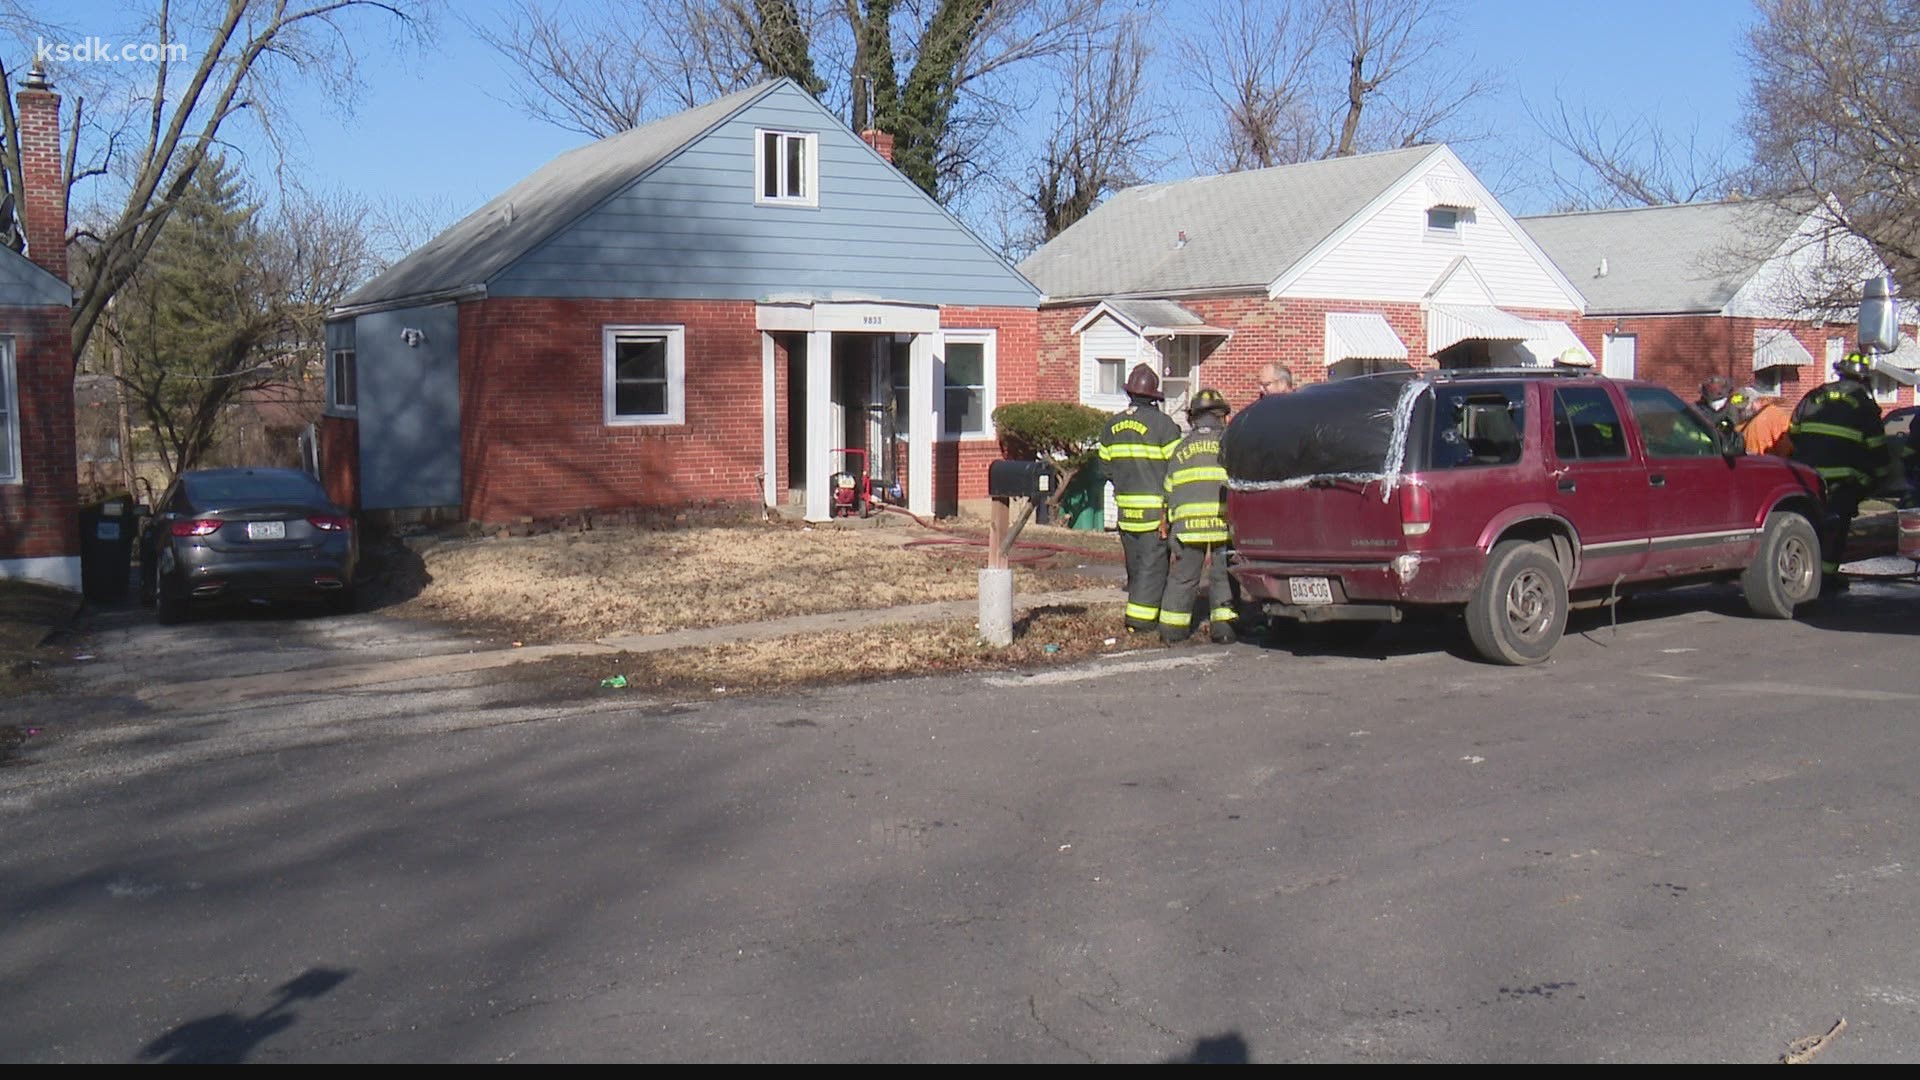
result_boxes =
[40,0,1757,229]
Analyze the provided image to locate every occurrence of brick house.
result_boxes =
[325,79,1040,525]
[1520,200,1917,411]
[0,65,77,590]
[1017,144,1590,421]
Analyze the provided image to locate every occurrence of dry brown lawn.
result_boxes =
[541,603,1148,694]
[384,520,1118,643]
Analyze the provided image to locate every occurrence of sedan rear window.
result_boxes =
[183,471,326,506]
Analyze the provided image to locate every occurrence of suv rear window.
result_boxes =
[1222,373,1417,483]
[1428,383,1525,468]
[1552,386,1628,460]
[184,471,326,506]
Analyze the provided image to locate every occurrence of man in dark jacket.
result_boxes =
[1697,374,1739,452]
[1790,352,1891,590]
[1159,389,1236,644]
[1098,364,1183,632]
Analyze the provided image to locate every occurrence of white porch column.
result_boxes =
[760,332,777,508]
[908,331,942,518]
[805,329,834,522]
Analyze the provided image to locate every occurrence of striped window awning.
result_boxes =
[1753,327,1814,371]
[1325,312,1409,364]
[1426,304,1539,354]
[1425,177,1480,210]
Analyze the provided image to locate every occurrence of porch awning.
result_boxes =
[1106,298,1229,337]
[1517,320,1595,367]
[1325,312,1409,364]
[1753,327,1815,371]
[1426,304,1540,353]
[1884,333,1920,370]
[1426,176,1480,210]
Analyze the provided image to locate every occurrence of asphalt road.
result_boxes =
[3,578,1919,1063]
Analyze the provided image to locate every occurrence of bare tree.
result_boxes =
[0,0,431,369]
[1177,0,1326,172]
[1528,93,1742,210]
[1026,16,1164,246]
[1745,0,1920,291]
[1177,0,1491,173]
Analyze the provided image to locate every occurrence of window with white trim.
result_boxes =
[1872,371,1900,404]
[942,330,996,439]
[328,349,357,413]
[1096,357,1124,396]
[755,129,819,207]
[1753,365,1787,397]
[1426,207,1459,233]
[603,326,687,425]
[1826,336,1845,382]
[0,337,19,484]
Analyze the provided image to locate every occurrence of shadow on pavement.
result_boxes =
[1165,1031,1252,1063]
[137,967,352,1064]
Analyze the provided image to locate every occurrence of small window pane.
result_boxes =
[1429,387,1524,468]
[762,132,781,197]
[616,338,667,381]
[786,135,805,198]
[1097,359,1123,395]
[944,388,983,436]
[616,382,668,417]
[946,342,984,386]
[1627,386,1720,458]
[331,350,357,409]
[1427,208,1458,231]
[0,349,13,478]
[1554,386,1627,460]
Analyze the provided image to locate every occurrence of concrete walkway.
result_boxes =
[136,586,1124,711]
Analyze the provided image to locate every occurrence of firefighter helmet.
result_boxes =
[1124,363,1164,400]
[1836,351,1874,381]
[1187,387,1231,419]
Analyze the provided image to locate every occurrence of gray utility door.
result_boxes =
[1602,333,1637,380]
[356,303,461,511]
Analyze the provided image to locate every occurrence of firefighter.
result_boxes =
[1696,374,1740,453]
[1789,351,1891,591]
[1159,388,1236,644]
[1099,364,1183,633]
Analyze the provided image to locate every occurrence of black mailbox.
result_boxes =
[987,459,1058,500]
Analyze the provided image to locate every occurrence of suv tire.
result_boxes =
[1742,511,1820,619]
[1466,540,1567,665]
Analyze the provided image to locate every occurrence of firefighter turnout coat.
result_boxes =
[1097,402,1183,533]
[1165,420,1230,545]
[1789,379,1890,494]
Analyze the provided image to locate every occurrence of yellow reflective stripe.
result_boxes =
[1867,435,1888,448]
[1161,439,1183,457]
[1814,465,1873,486]
[1792,421,1869,442]
[1177,528,1230,542]
[1210,607,1237,622]
[1167,466,1228,486]
[1113,493,1166,508]
[1169,503,1224,520]
[1101,444,1165,460]
[1125,603,1160,621]
[1117,520,1162,533]
[1159,610,1193,628]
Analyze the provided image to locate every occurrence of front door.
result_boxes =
[1623,385,1747,575]
[1548,383,1649,587]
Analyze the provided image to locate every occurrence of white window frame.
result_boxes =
[327,348,357,415]
[603,325,687,426]
[1752,365,1788,397]
[1826,336,1845,382]
[940,329,997,442]
[754,129,820,208]
[1095,357,1125,396]
[1425,207,1461,235]
[1872,371,1900,404]
[0,337,20,485]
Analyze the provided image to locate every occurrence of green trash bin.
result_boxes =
[1057,460,1108,531]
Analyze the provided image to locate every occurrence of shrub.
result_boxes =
[992,400,1108,506]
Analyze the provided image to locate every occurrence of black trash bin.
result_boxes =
[79,495,139,603]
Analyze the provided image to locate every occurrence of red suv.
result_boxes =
[1224,370,1826,664]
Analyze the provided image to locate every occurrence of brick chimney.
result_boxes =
[860,128,895,165]
[13,60,67,282]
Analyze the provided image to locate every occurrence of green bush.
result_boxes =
[992,401,1108,506]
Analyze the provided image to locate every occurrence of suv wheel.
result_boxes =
[1465,540,1567,665]
[1742,511,1820,618]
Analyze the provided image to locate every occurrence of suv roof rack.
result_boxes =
[1432,366,1598,380]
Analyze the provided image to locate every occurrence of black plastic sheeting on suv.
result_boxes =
[1222,373,1425,487]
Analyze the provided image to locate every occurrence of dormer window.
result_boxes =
[756,130,819,208]
[1426,207,1460,233]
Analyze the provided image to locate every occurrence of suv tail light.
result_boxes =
[1399,481,1432,537]
[170,518,222,537]
[308,515,352,532]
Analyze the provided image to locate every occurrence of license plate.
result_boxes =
[247,520,287,541]
[1287,577,1334,605]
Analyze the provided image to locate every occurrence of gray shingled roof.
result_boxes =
[0,246,70,307]
[1105,298,1215,329]
[1018,145,1442,301]
[1519,200,1803,316]
[339,82,779,310]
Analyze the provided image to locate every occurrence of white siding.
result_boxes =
[1078,313,1149,410]
[1725,210,1885,320]
[1282,157,1582,311]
